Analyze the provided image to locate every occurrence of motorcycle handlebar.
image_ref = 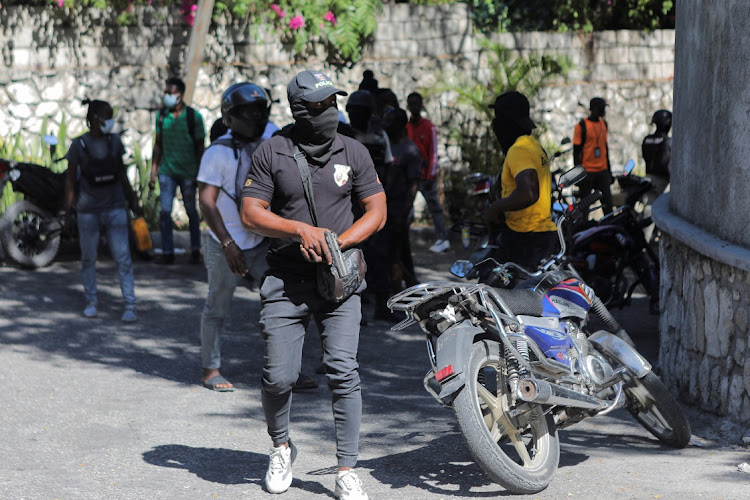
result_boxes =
[576,190,603,213]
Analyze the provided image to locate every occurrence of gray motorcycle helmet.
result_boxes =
[221,82,271,140]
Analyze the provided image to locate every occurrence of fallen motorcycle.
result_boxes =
[388,166,690,494]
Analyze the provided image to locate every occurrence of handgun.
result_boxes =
[325,231,347,276]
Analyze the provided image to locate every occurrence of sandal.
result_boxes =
[202,375,234,392]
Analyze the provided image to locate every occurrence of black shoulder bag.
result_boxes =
[293,146,366,303]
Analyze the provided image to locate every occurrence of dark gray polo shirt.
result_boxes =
[242,131,384,276]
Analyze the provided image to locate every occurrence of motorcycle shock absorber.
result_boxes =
[505,338,530,401]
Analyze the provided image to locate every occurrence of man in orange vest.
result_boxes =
[573,97,613,214]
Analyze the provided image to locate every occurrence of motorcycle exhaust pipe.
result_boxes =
[517,378,609,411]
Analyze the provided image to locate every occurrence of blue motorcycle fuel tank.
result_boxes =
[520,316,576,367]
[517,278,594,368]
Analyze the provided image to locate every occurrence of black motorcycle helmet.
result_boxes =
[221,82,271,140]
[651,109,672,133]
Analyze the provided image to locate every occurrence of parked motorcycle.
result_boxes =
[387,166,690,494]
[568,160,660,312]
[0,136,72,268]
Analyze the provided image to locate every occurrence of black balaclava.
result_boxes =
[291,99,340,165]
[348,107,372,132]
[492,117,530,155]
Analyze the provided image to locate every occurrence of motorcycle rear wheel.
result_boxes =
[0,200,61,269]
[453,340,559,494]
[625,371,691,448]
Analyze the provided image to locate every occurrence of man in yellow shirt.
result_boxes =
[485,91,557,270]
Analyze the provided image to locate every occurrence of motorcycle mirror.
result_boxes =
[557,165,587,189]
[623,159,635,175]
[560,137,571,145]
[450,260,474,278]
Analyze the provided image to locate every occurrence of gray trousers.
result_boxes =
[259,273,365,468]
[200,234,269,369]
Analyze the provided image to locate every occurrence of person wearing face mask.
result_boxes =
[241,70,386,499]
[64,98,143,322]
[484,91,557,271]
[148,76,206,265]
[195,82,271,392]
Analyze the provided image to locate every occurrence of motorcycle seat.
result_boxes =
[492,288,543,316]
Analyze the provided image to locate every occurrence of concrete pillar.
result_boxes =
[653,0,750,426]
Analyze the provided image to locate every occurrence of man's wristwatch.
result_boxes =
[222,239,236,249]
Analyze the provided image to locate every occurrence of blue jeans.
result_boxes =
[259,273,365,467]
[77,209,135,308]
[419,178,448,240]
[201,234,269,369]
[158,173,201,254]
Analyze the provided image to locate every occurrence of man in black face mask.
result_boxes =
[196,82,272,392]
[485,91,557,271]
[241,70,386,499]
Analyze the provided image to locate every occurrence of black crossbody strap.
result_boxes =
[293,145,319,227]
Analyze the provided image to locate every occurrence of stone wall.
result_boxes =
[0,4,674,176]
[658,232,750,424]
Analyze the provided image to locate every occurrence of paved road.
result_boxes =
[1,232,748,499]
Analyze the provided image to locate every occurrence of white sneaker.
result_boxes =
[265,440,297,494]
[334,470,368,500]
[429,239,450,253]
[83,303,97,318]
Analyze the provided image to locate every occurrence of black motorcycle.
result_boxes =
[567,162,659,312]
[0,153,72,268]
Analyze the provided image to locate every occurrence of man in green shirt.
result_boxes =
[149,76,206,265]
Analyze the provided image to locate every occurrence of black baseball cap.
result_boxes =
[590,97,607,109]
[287,70,348,104]
[494,91,536,130]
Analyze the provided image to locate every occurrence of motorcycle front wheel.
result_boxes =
[453,340,559,494]
[0,200,61,268]
[625,371,691,448]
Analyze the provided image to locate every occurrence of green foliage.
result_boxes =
[471,0,675,33]
[42,0,381,62]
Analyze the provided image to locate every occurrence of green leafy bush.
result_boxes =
[472,0,675,33]
[36,0,380,62]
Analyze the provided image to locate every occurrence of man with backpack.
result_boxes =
[195,82,271,391]
[573,97,613,214]
[149,76,206,265]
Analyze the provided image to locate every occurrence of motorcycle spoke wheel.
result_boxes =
[0,200,60,268]
[453,340,559,494]
[625,371,691,448]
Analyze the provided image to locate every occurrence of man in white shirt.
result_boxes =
[196,82,271,391]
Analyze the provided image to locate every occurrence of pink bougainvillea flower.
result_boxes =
[323,10,337,26]
[289,15,305,30]
[271,4,286,18]
[181,0,197,26]
[57,0,64,6]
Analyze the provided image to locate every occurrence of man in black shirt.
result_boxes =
[241,70,386,500]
